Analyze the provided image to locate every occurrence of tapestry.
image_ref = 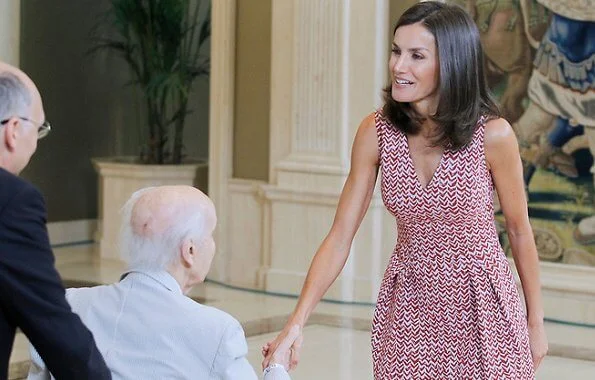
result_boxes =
[447,0,595,266]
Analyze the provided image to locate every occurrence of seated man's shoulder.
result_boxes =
[66,283,111,297]
[180,297,241,329]
[65,284,113,310]
[175,298,246,343]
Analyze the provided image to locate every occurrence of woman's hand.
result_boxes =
[261,115,378,373]
[262,324,303,371]
[528,319,548,370]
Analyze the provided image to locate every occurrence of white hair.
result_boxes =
[119,187,209,271]
[0,72,31,121]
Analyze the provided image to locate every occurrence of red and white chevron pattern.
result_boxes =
[371,112,534,379]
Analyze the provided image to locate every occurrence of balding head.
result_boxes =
[0,61,45,174]
[120,186,217,281]
[0,61,38,95]
[0,61,43,118]
[131,186,214,238]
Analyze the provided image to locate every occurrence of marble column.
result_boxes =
[261,0,394,302]
[0,0,20,65]
[208,0,236,282]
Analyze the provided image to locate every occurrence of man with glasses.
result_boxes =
[0,62,110,379]
[0,117,51,139]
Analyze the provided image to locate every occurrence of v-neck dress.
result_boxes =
[371,111,534,379]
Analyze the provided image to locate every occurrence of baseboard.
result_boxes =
[46,219,97,246]
[539,262,595,327]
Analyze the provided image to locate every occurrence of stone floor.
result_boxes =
[8,243,595,379]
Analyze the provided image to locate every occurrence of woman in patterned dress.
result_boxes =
[263,2,548,378]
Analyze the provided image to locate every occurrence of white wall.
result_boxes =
[0,0,20,65]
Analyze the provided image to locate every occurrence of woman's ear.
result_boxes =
[180,239,195,268]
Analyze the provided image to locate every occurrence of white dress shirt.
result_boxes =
[27,270,290,380]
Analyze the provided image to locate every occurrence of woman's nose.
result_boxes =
[392,55,407,73]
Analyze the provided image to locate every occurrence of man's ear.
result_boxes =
[2,118,20,151]
[180,239,195,268]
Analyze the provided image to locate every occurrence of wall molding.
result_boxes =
[208,0,236,282]
[540,261,595,295]
[228,179,595,324]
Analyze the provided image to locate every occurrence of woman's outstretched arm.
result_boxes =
[262,113,380,370]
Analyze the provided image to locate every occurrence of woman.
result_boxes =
[262,2,548,378]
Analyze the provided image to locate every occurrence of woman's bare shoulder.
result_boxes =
[351,112,380,165]
[483,117,520,169]
[484,117,515,146]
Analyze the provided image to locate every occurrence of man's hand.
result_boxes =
[262,324,302,371]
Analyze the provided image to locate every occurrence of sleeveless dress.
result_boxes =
[371,112,535,379]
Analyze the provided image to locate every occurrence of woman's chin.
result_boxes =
[391,93,412,103]
[391,88,414,103]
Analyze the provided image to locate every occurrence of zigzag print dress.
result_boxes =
[371,112,535,379]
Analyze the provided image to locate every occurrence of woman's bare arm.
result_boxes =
[262,113,380,369]
[485,117,548,368]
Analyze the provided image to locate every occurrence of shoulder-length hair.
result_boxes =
[382,1,500,149]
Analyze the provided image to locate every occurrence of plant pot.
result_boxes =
[92,156,208,260]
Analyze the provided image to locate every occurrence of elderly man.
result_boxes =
[29,186,297,379]
[0,63,110,379]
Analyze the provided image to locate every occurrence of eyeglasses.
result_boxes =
[0,116,51,139]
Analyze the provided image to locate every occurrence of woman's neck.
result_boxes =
[411,95,438,120]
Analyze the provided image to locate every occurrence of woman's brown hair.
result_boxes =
[383,1,500,149]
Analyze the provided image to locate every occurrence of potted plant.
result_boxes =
[91,0,211,259]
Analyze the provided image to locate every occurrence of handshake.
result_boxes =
[261,324,303,374]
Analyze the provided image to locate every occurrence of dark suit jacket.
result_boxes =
[0,168,110,379]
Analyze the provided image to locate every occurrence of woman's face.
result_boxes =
[389,22,439,116]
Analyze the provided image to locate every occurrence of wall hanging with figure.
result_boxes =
[445,0,595,266]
